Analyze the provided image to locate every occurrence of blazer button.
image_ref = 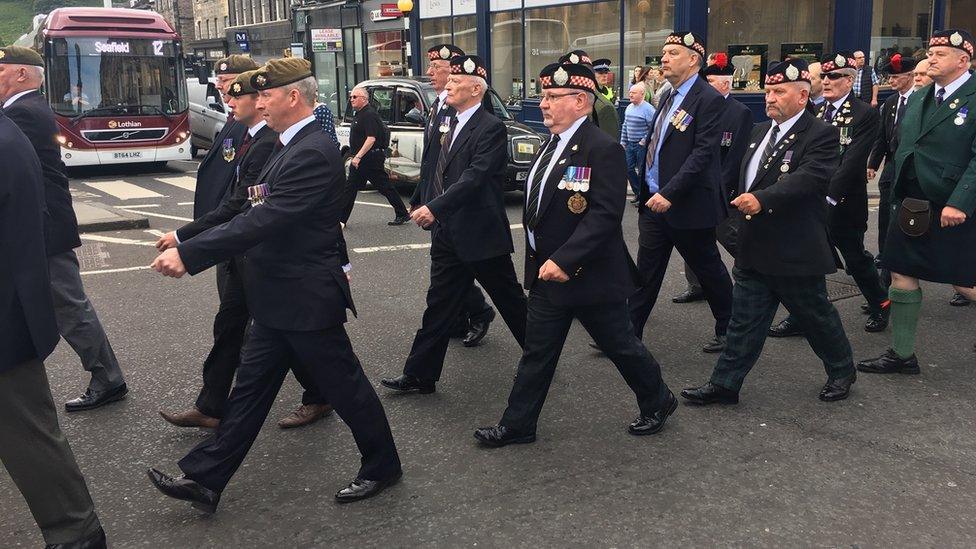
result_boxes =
[767,209,773,214]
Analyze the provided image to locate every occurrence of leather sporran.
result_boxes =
[897,197,932,237]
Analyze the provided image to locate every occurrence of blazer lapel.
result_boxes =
[536,123,586,220]
[739,122,769,193]
[443,107,482,166]
[919,77,976,138]
[661,80,701,146]
[255,122,317,188]
[751,113,812,191]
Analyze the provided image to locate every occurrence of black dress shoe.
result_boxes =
[672,289,706,303]
[462,308,495,347]
[473,424,536,447]
[380,374,435,394]
[45,526,107,549]
[147,468,221,514]
[628,392,678,435]
[680,382,739,405]
[335,470,402,503]
[388,215,409,226]
[65,383,127,412]
[701,335,726,353]
[950,292,971,307]
[768,318,803,338]
[856,349,920,375]
[864,309,889,332]
[818,371,856,402]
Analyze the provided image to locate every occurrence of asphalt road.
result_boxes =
[4,159,976,547]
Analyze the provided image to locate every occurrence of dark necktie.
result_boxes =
[645,92,674,170]
[238,132,253,159]
[896,95,907,124]
[824,103,836,122]
[758,124,780,173]
[430,116,458,198]
[935,87,946,106]
[273,139,284,154]
[427,97,442,141]
[525,135,561,230]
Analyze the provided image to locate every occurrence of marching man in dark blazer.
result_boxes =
[473,63,676,447]
[0,109,107,548]
[858,29,976,375]
[410,43,498,348]
[681,59,858,406]
[628,32,734,353]
[867,53,917,269]
[673,52,754,304]
[0,45,127,411]
[155,70,332,430]
[147,58,402,512]
[557,50,620,140]
[769,52,887,338]
[380,55,528,395]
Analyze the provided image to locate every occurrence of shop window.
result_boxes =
[367,31,405,79]
[946,0,976,50]
[454,15,478,56]
[421,18,453,70]
[707,0,834,91]
[491,11,524,102]
[872,0,932,75]
[524,0,620,98]
[623,0,674,93]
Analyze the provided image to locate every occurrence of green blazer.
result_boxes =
[893,74,976,215]
[591,92,620,141]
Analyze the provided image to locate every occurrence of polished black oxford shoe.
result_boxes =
[462,308,495,348]
[147,468,221,514]
[45,526,107,549]
[864,309,889,332]
[473,424,536,447]
[335,470,402,503]
[701,335,726,354]
[628,392,678,436]
[856,349,920,375]
[65,383,128,412]
[380,374,436,394]
[680,382,739,405]
[672,289,705,304]
[388,215,410,226]
[818,371,856,401]
[768,317,804,338]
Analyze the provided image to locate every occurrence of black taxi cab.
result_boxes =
[336,77,542,192]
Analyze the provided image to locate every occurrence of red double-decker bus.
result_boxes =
[27,7,191,167]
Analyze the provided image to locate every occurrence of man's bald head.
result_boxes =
[807,62,823,98]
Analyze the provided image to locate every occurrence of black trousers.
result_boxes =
[685,213,739,291]
[629,210,733,338]
[403,226,527,382]
[195,260,326,418]
[179,321,401,492]
[710,268,854,392]
[342,151,408,223]
[499,284,671,434]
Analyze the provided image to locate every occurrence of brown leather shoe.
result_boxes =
[159,408,220,429]
[277,403,334,429]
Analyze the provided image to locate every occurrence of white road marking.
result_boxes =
[156,175,197,192]
[85,181,163,200]
[353,243,432,253]
[120,208,193,222]
[144,229,167,237]
[123,203,160,208]
[177,201,194,205]
[80,234,156,247]
[354,200,392,208]
[80,265,152,276]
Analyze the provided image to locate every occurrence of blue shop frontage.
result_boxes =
[293,0,976,130]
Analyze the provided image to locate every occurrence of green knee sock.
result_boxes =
[889,287,923,358]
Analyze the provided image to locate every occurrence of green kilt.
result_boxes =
[881,201,976,286]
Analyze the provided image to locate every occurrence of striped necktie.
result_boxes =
[525,135,561,230]
[430,116,458,198]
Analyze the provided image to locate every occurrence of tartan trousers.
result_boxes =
[710,267,855,392]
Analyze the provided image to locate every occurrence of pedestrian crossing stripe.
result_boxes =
[83,176,197,200]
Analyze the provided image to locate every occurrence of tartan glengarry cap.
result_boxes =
[665,31,706,58]
[539,62,597,94]
[702,52,733,77]
[0,45,43,66]
[250,57,313,90]
[591,58,612,72]
[449,55,488,79]
[881,53,918,75]
[428,44,464,61]
[820,51,857,73]
[215,54,259,75]
[765,59,811,85]
[558,50,593,67]
[228,70,260,97]
[929,29,975,58]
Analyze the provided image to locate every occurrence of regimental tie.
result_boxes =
[935,87,946,106]
[427,97,441,141]
[758,123,780,173]
[824,103,836,122]
[430,116,458,198]
[524,134,561,231]
[645,92,674,170]
[896,95,907,124]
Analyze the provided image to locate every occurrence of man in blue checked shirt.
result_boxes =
[620,83,656,203]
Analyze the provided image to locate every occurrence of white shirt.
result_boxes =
[935,71,972,102]
[525,115,588,249]
[3,89,35,109]
[247,119,267,137]
[825,92,851,119]
[279,115,316,146]
[435,90,448,113]
[745,108,804,191]
[449,102,481,152]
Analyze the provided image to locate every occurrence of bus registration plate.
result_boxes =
[113,151,143,159]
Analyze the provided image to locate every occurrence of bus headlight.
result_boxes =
[177,131,188,142]
[56,135,67,145]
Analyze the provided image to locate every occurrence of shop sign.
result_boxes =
[311,28,343,52]
[780,42,823,64]
[380,4,402,17]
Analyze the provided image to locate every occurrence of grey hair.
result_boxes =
[32,65,44,82]
[284,76,318,106]
[585,92,596,107]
